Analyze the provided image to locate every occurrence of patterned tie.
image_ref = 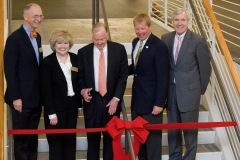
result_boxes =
[174,36,182,64]
[30,31,37,38]
[98,50,107,97]
[134,40,143,66]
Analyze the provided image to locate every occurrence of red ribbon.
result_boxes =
[8,117,237,160]
[106,116,149,160]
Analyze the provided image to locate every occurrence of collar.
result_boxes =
[23,24,33,39]
[175,31,187,39]
[56,53,70,63]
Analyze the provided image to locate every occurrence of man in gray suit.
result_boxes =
[161,8,211,160]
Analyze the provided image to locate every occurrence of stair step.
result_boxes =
[37,128,215,152]
[37,144,221,160]
[38,106,209,129]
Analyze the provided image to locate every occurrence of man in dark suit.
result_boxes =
[129,13,170,160]
[4,3,43,160]
[161,8,212,160]
[77,22,128,160]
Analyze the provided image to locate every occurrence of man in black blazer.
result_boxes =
[4,3,43,160]
[129,14,170,160]
[77,22,128,160]
[161,9,211,160]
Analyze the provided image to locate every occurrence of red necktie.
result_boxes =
[98,50,107,97]
[174,36,182,64]
[30,31,37,38]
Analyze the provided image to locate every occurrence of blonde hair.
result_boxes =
[49,29,74,51]
[133,13,151,26]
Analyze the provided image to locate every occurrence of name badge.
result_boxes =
[39,47,43,53]
[71,67,78,72]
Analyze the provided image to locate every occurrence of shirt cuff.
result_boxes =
[113,97,120,101]
[48,114,57,119]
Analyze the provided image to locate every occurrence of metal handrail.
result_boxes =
[189,1,240,159]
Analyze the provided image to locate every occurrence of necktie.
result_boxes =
[135,40,143,66]
[30,31,37,38]
[174,36,182,64]
[98,50,107,97]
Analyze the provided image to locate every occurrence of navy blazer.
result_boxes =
[129,33,170,114]
[77,41,128,119]
[4,25,43,108]
[41,52,81,115]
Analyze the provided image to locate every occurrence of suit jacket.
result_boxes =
[4,25,43,108]
[161,29,212,112]
[129,33,170,114]
[41,52,81,115]
[77,41,128,119]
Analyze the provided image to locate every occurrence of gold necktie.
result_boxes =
[135,40,143,66]
[98,50,107,97]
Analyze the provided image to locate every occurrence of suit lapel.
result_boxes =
[131,38,138,66]
[69,53,78,82]
[176,29,191,65]
[106,41,115,85]
[169,32,175,67]
[20,26,39,66]
[50,53,66,82]
[36,35,43,63]
[86,44,95,86]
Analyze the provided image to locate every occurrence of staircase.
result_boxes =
[37,74,222,160]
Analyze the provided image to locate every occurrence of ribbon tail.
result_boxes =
[113,136,127,160]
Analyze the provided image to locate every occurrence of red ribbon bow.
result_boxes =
[30,31,37,38]
[106,116,149,160]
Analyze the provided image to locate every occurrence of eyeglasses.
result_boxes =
[33,15,44,19]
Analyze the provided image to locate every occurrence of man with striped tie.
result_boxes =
[129,13,170,160]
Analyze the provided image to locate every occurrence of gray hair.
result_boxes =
[23,3,40,14]
[92,22,108,34]
[171,8,190,20]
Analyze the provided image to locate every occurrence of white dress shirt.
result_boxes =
[48,54,75,119]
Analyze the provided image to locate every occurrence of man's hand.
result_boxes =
[13,99,22,112]
[151,105,163,115]
[50,117,58,126]
[81,88,93,102]
[106,98,119,115]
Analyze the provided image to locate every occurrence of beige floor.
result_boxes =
[11,18,168,45]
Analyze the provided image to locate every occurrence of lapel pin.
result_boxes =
[146,46,148,48]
